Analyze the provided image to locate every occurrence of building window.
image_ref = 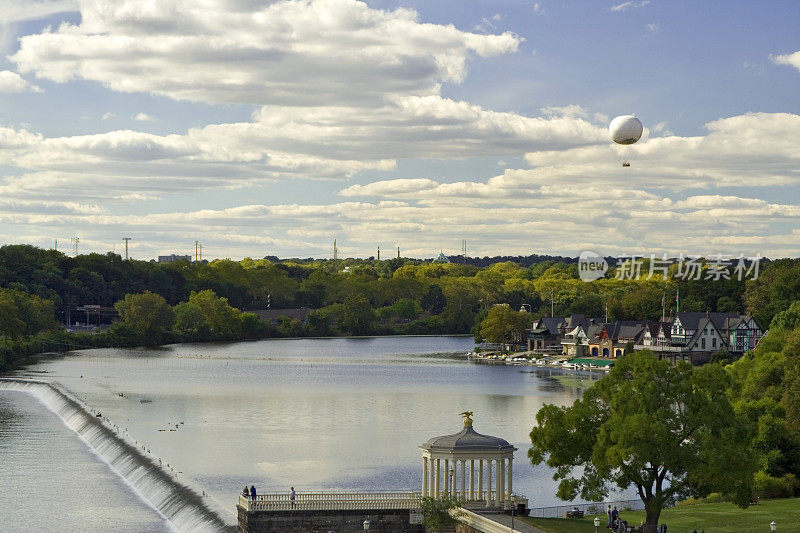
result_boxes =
[712,338,716,348]
[701,338,706,349]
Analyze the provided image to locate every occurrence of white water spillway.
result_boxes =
[0,378,231,533]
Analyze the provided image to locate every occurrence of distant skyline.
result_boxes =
[1,0,800,260]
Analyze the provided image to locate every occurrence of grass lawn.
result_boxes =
[520,498,800,533]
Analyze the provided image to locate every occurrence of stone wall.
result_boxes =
[238,507,426,533]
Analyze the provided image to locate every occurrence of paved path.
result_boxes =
[479,512,547,533]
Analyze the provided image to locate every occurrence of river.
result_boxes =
[3,336,603,529]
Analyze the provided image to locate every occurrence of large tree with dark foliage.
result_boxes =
[529,351,755,526]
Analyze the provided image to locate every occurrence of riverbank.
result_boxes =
[1,329,476,374]
[470,351,613,372]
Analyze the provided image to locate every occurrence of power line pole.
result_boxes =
[377,245,380,261]
[397,246,400,259]
[123,237,131,260]
[195,241,201,262]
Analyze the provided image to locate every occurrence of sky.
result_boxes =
[1,0,800,261]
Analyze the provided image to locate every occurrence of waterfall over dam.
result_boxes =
[0,378,232,532]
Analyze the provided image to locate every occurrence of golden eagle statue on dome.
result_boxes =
[460,411,474,427]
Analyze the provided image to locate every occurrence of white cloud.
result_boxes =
[646,23,659,33]
[0,0,78,23]
[0,70,42,93]
[540,104,589,119]
[12,0,520,107]
[4,189,799,259]
[133,112,156,122]
[611,1,651,12]
[101,112,115,120]
[771,50,800,73]
[650,121,673,136]
[340,179,438,197]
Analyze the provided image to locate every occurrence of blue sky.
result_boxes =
[1,0,799,260]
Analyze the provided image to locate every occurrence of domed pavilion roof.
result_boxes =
[421,418,516,452]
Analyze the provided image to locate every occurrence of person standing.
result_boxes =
[242,486,249,498]
[290,487,296,508]
[606,504,612,528]
[611,506,619,529]
[250,485,257,500]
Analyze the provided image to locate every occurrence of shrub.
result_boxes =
[753,472,799,499]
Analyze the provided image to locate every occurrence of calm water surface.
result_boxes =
[8,336,604,526]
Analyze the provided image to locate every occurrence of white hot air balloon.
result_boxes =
[609,115,643,167]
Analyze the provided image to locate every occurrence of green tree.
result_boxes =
[173,301,208,339]
[529,351,755,526]
[340,294,374,335]
[419,494,463,532]
[478,305,529,344]
[421,284,446,314]
[187,289,242,339]
[114,291,175,344]
[0,293,26,338]
[240,312,266,338]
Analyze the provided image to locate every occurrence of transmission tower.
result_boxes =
[123,237,131,260]
[377,245,380,261]
[70,237,79,256]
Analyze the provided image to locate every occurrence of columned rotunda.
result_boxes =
[419,412,517,509]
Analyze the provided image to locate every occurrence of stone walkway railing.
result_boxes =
[238,490,518,512]
[239,491,423,511]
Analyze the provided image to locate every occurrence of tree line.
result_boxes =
[2,244,800,367]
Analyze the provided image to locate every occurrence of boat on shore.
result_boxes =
[469,351,613,371]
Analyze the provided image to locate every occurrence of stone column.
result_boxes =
[430,458,436,496]
[460,460,466,497]
[434,458,440,497]
[486,460,493,508]
[478,460,483,501]
[444,459,449,494]
[469,459,475,500]
[496,458,504,507]
[507,457,513,497]
[422,457,428,497]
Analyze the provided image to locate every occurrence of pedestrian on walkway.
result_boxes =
[290,487,296,508]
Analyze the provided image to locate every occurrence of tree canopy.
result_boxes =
[726,302,800,498]
[478,305,530,344]
[114,291,174,345]
[529,350,755,526]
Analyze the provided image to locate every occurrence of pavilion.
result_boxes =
[419,412,517,509]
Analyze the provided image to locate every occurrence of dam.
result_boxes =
[0,378,231,532]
